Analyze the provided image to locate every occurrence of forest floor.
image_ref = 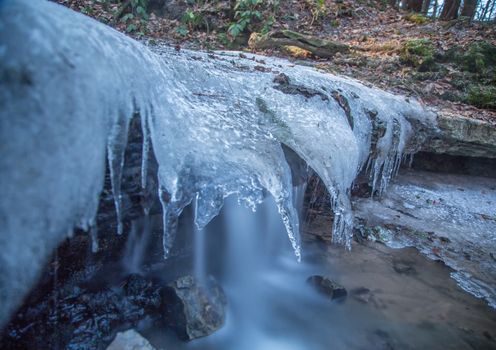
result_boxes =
[56,0,496,123]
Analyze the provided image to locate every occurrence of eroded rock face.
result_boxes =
[422,112,496,158]
[164,275,227,340]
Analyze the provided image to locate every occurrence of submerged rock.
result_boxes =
[164,275,227,340]
[306,275,347,301]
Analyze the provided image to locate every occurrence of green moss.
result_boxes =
[404,13,429,24]
[458,41,496,74]
[400,39,437,71]
[412,71,445,81]
[466,85,496,110]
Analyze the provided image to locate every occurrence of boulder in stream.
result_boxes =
[164,275,227,341]
[307,275,348,301]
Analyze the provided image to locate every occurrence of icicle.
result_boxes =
[408,153,415,168]
[107,112,130,235]
[159,186,192,259]
[140,105,151,190]
[330,193,354,248]
[275,199,301,261]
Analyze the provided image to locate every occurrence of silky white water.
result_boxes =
[145,193,496,350]
[0,0,435,326]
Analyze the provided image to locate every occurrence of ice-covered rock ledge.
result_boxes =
[354,170,496,308]
[0,0,435,327]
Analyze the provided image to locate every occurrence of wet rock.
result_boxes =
[106,329,155,350]
[164,275,227,341]
[307,275,347,301]
[0,274,167,350]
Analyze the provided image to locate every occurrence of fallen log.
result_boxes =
[249,30,350,58]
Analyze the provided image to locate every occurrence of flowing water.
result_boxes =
[2,2,495,347]
[141,194,496,350]
[122,215,152,273]
[1,0,435,325]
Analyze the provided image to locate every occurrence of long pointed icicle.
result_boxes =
[107,113,130,235]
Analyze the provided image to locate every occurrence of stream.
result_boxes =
[138,178,496,350]
[1,2,495,349]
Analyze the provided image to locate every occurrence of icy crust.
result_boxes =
[149,46,434,253]
[0,0,433,326]
[354,171,496,308]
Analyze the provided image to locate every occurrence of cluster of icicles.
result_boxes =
[2,0,435,267]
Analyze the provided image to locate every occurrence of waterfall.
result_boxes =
[193,194,207,285]
[122,217,152,274]
[0,0,436,327]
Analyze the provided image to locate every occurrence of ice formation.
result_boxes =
[0,0,435,327]
[354,170,496,307]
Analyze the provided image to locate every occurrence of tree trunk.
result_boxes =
[406,0,423,11]
[440,0,461,19]
[481,0,495,20]
[421,0,432,14]
[460,0,478,18]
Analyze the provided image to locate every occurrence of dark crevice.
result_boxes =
[273,73,329,101]
[411,152,496,179]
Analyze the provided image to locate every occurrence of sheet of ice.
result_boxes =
[0,0,434,327]
[354,170,496,307]
[148,45,434,252]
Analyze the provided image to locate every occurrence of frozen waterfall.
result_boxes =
[0,0,435,328]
